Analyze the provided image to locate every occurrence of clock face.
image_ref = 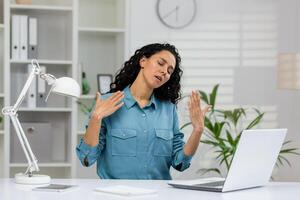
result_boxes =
[156,0,197,29]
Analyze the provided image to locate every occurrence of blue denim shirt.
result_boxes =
[76,86,193,180]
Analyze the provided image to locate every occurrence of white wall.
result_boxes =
[129,0,300,181]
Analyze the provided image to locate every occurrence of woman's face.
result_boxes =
[139,50,176,89]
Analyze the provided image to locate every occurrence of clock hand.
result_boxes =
[162,6,179,19]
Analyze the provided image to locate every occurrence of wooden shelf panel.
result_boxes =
[10,59,73,65]
[10,162,72,167]
[79,27,125,33]
[19,107,72,112]
[10,4,73,12]
[79,95,96,100]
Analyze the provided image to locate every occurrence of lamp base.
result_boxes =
[15,173,51,185]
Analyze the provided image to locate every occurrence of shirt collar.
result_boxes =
[123,86,158,110]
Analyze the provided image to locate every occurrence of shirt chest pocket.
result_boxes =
[111,129,137,156]
[153,129,173,157]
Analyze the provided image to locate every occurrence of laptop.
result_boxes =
[168,129,287,192]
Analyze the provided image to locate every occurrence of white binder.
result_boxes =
[37,65,46,107]
[28,17,38,58]
[11,15,20,60]
[20,15,28,60]
[27,64,36,108]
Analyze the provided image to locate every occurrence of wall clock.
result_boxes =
[156,0,197,29]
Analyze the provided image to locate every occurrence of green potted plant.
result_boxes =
[180,84,299,177]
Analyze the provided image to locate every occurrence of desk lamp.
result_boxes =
[2,59,80,184]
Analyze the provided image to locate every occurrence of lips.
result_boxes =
[154,75,162,82]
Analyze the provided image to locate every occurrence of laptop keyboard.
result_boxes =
[194,181,225,187]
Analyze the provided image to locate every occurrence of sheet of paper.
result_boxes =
[94,185,157,196]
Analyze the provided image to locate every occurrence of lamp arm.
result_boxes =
[12,62,40,112]
[10,113,39,175]
[1,60,43,176]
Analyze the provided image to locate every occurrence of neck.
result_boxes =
[130,73,153,101]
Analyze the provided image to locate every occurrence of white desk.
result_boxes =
[0,179,300,200]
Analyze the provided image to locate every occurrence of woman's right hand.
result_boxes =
[91,91,125,121]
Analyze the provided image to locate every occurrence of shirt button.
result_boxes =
[142,114,146,117]
[143,130,147,133]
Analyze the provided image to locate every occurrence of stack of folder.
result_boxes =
[11,15,38,60]
[11,15,47,108]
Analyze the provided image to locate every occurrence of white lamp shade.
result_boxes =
[52,77,81,98]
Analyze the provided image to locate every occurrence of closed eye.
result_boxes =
[167,66,174,74]
[158,60,164,66]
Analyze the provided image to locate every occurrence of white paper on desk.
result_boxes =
[168,177,225,186]
[94,185,157,196]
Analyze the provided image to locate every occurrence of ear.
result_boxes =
[139,57,147,69]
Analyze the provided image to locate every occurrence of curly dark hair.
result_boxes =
[110,43,183,104]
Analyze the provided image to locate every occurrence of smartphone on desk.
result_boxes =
[32,184,77,192]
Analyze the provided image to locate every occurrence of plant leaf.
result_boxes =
[197,168,222,177]
[180,122,192,130]
[245,112,265,130]
[226,130,234,146]
[201,139,220,147]
[278,155,292,167]
[204,117,214,132]
[283,140,292,146]
[209,84,219,109]
[280,148,300,155]
[276,156,284,166]
[198,90,209,105]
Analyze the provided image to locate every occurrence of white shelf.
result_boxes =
[19,107,73,112]
[10,162,72,168]
[80,95,96,100]
[0,0,128,179]
[10,4,73,12]
[10,59,73,65]
[79,27,125,34]
[78,130,85,135]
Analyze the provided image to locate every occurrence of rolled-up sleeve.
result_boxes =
[171,105,193,171]
[76,118,107,167]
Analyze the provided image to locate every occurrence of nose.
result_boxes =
[160,66,168,76]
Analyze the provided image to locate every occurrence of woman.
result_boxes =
[76,43,210,179]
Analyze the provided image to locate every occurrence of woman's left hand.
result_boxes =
[188,90,211,134]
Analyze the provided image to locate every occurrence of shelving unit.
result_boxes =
[79,94,95,100]
[78,27,126,34]
[0,0,5,179]
[77,130,85,135]
[10,4,73,11]
[18,107,73,112]
[10,162,72,167]
[75,0,128,178]
[10,59,73,65]
[0,0,129,179]
[0,0,77,179]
